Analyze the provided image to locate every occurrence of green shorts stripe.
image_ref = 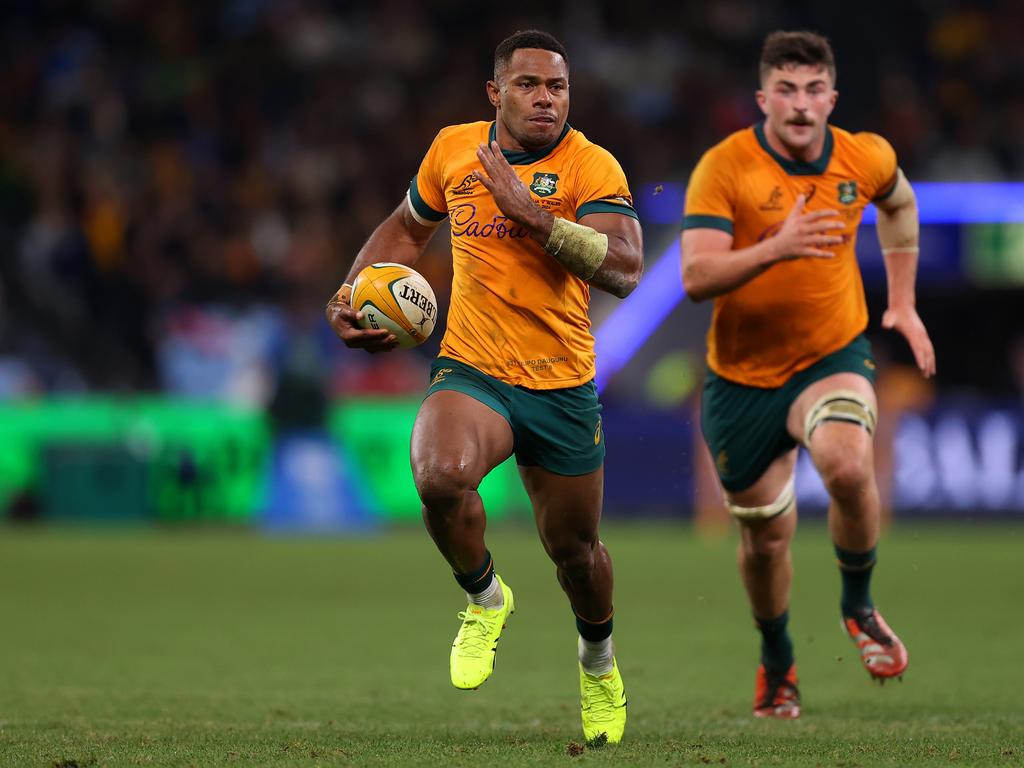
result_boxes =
[700,334,877,492]
[426,357,605,476]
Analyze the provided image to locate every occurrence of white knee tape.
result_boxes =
[726,476,796,521]
[804,389,877,444]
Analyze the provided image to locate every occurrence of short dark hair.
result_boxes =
[759,30,836,85]
[494,29,568,79]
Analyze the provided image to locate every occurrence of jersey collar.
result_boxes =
[488,121,572,165]
[754,121,833,176]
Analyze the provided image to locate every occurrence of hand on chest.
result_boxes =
[742,175,866,243]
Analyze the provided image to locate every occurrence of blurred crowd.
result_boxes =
[0,0,1021,400]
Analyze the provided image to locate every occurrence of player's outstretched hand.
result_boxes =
[773,194,845,261]
[474,141,544,230]
[882,305,937,378]
[325,292,398,354]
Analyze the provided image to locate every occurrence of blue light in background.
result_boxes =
[634,182,1024,226]
[594,239,684,392]
[594,182,1024,393]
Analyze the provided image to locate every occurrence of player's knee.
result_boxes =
[742,529,789,565]
[413,459,475,511]
[548,538,597,577]
[817,450,871,503]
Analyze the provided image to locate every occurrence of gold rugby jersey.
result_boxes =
[683,122,897,387]
[410,121,637,389]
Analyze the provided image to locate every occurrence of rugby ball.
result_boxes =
[350,263,437,347]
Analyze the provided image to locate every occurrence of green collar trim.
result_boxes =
[754,121,833,176]
[488,121,571,165]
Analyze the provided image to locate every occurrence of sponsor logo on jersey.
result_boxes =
[529,172,559,197]
[450,203,528,240]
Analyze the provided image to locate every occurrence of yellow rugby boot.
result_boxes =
[579,658,627,744]
[449,575,514,689]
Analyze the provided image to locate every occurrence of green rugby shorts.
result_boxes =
[426,357,605,476]
[700,334,877,492]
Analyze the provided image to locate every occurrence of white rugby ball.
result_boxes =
[350,262,437,347]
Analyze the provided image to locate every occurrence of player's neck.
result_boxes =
[763,122,827,164]
[494,121,528,153]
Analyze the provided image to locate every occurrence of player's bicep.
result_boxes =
[577,211,642,254]
[682,228,734,266]
[873,168,915,214]
[399,196,443,243]
[681,228,733,297]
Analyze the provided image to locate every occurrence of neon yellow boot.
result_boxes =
[449,575,514,690]
[579,658,627,744]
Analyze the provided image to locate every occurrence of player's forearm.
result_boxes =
[589,233,643,298]
[344,221,425,284]
[328,204,434,310]
[515,205,555,247]
[876,195,920,308]
[881,248,920,310]
[682,239,778,302]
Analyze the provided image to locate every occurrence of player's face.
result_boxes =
[488,48,569,151]
[757,65,837,156]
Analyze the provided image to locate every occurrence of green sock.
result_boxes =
[755,611,794,675]
[835,544,876,617]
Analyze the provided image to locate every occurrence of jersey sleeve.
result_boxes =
[570,145,639,221]
[407,130,449,225]
[860,133,899,202]
[682,147,735,235]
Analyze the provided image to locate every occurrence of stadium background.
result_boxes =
[1,0,1021,527]
[2,2,1023,766]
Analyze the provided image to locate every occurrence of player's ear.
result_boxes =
[486,79,501,108]
[755,89,768,115]
[824,88,838,119]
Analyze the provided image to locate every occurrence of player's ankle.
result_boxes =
[578,635,614,675]
[468,576,503,610]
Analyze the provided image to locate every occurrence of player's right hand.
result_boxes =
[772,194,845,261]
[325,294,398,353]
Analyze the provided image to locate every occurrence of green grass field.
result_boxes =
[1,523,1021,767]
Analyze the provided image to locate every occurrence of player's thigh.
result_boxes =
[786,371,876,474]
[723,447,800,535]
[519,464,604,556]
[411,360,516,487]
[726,448,798,508]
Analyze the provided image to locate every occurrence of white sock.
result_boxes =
[578,635,614,676]
[467,576,503,610]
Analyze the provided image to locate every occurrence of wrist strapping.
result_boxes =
[544,217,608,280]
[327,283,353,310]
[881,246,919,256]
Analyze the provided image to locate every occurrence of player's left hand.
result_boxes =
[474,141,545,230]
[882,305,936,378]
